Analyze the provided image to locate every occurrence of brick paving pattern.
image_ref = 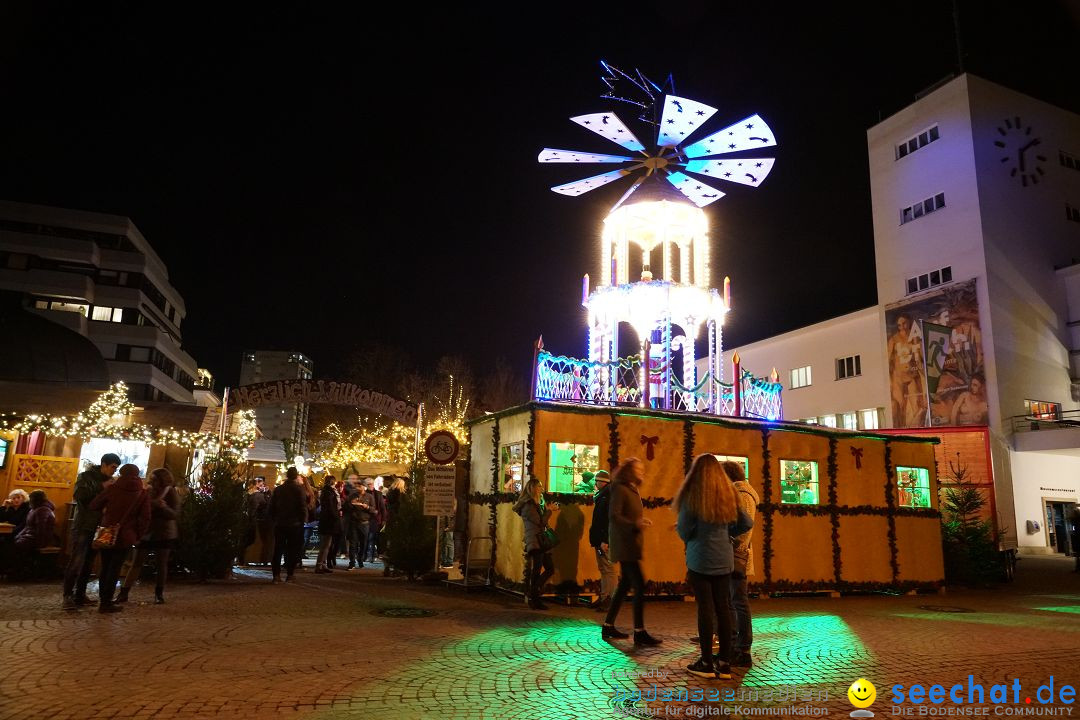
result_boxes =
[1,557,1078,719]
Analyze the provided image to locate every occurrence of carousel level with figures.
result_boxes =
[466,402,945,597]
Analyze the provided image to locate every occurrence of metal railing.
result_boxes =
[1009,409,1080,433]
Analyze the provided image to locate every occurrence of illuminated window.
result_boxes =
[820,415,838,428]
[841,412,857,430]
[780,460,819,505]
[895,125,940,160]
[860,409,880,430]
[91,305,124,322]
[1026,400,1061,420]
[836,355,861,380]
[500,442,524,494]
[790,365,812,389]
[49,301,89,315]
[548,442,600,493]
[712,454,749,481]
[897,466,931,508]
[803,417,818,425]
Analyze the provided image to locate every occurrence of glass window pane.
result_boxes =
[112,307,124,322]
[780,460,819,505]
[821,415,838,428]
[897,144,908,159]
[942,266,952,282]
[897,466,930,508]
[935,193,946,209]
[919,274,929,290]
[129,347,151,362]
[855,355,861,375]
[919,132,929,146]
[928,126,939,141]
[860,409,879,430]
[908,139,918,153]
[913,204,924,218]
[712,455,750,481]
[907,278,919,294]
[548,442,599,493]
[91,306,113,321]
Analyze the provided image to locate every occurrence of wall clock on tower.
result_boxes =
[994,116,1047,187]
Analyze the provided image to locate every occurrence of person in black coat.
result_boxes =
[587,470,616,610]
[315,475,342,573]
[269,468,307,583]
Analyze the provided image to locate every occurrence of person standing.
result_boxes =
[588,470,616,611]
[513,477,556,610]
[62,452,120,611]
[602,458,661,646]
[270,468,307,583]
[315,475,341,573]
[88,464,150,614]
[116,468,180,605]
[364,478,386,563]
[344,476,374,569]
[676,455,752,679]
[725,460,759,668]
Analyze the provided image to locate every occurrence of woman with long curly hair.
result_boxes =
[675,454,753,679]
[601,458,661,646]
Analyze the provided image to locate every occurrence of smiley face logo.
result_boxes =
[848,679,876,708]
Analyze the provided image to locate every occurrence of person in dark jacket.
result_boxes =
[315,475,341,573]
[117,468,180,604]
[513,477,555,610]
[364,478,387,562]
[675,454,753,680]
[14,490,56,551]
[1,489,31,534]
[62,452,120,611]
[270,468,307,582]
[344,476,374,569]
[587,470,616,611]
[89,464,150,613]
[602,458,661,646]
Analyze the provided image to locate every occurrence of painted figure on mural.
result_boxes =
[950,373,990,426]
[887,314,927,427]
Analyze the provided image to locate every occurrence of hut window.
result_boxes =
[712,454,749,481]
[897,466,930,508]
[780,460,819,505]
[548,442,600,493]
[499,442,524,494]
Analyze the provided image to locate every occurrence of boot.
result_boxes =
[154,587,165,604]
[633,630,662,646]
[115,587,130,604]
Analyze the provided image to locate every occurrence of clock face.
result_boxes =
[994,116,1047,187]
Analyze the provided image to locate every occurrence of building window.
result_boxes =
[90,305,124,322]
[836,355,861,380]
[860,409,880,430]
[901,193,946,224]
[820,415,838,428]
[129,347,151,362]
[1026,400,1061,420]
[780,460,819,505]
[548,442,600,493]
[1067,204,1080,223]
[895,125,940,160]
[244,352,256,362]
[802,417,818,425]
[790,365,812,389]
[712,454,750,481]
[43,300,89,316]
[897,466,931,508]
[905,265,952,296]
[1061,150,1079,171]
[841,412,857,430]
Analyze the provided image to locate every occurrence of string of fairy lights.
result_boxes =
[0,381,258,455]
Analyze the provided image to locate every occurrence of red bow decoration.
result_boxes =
[851,446,863,469]
[640,435,660,461]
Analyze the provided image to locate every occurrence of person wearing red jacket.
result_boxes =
[89,464,150,613]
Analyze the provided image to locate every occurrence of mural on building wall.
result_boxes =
[885,279,986,427]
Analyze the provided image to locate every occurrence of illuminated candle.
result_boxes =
[582,273,590,306]
[724,276,731,310]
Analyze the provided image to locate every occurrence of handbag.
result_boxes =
[539,526,560,552]
[92,489,145,550]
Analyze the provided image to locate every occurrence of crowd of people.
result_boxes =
[515,453,760,681]
[241,468,404,583]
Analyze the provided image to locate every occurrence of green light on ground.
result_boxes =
[1034,605,1080,615]
[741,614,873,688]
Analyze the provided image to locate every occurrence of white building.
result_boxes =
[0,200,199,403]
[713,74,1080,556]
[238,350,313,454]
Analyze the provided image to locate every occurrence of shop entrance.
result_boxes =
[1044,500,1078,555]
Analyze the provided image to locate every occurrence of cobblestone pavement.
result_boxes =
[1,556,1078,719]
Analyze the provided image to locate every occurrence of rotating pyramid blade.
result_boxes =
[684,158,776,187]
[570,112,646,152]
[657,95,718,147]
[665,172,726,207]
[682,114,777,158]
[551,168,637,196]
[538,149,635,163]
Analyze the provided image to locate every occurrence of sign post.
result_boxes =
[423,431,460,570]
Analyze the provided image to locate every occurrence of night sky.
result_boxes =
[1,2,1077,388]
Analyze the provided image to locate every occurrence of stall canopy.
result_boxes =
[246,438,288,464]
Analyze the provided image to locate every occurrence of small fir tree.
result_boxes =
[178,456,249,580]
[940,453,1000,586]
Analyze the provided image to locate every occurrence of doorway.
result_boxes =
[1044,500,1078,555]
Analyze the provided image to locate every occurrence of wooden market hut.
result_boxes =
[466,401,945,596]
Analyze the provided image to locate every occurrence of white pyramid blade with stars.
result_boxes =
[656,95,718,147]
[684,158,776,187]
[570,112,646,152]
[682,114,777,158]
[538,149,634,163]
[551,168,637,196]
[665,172,726,207]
